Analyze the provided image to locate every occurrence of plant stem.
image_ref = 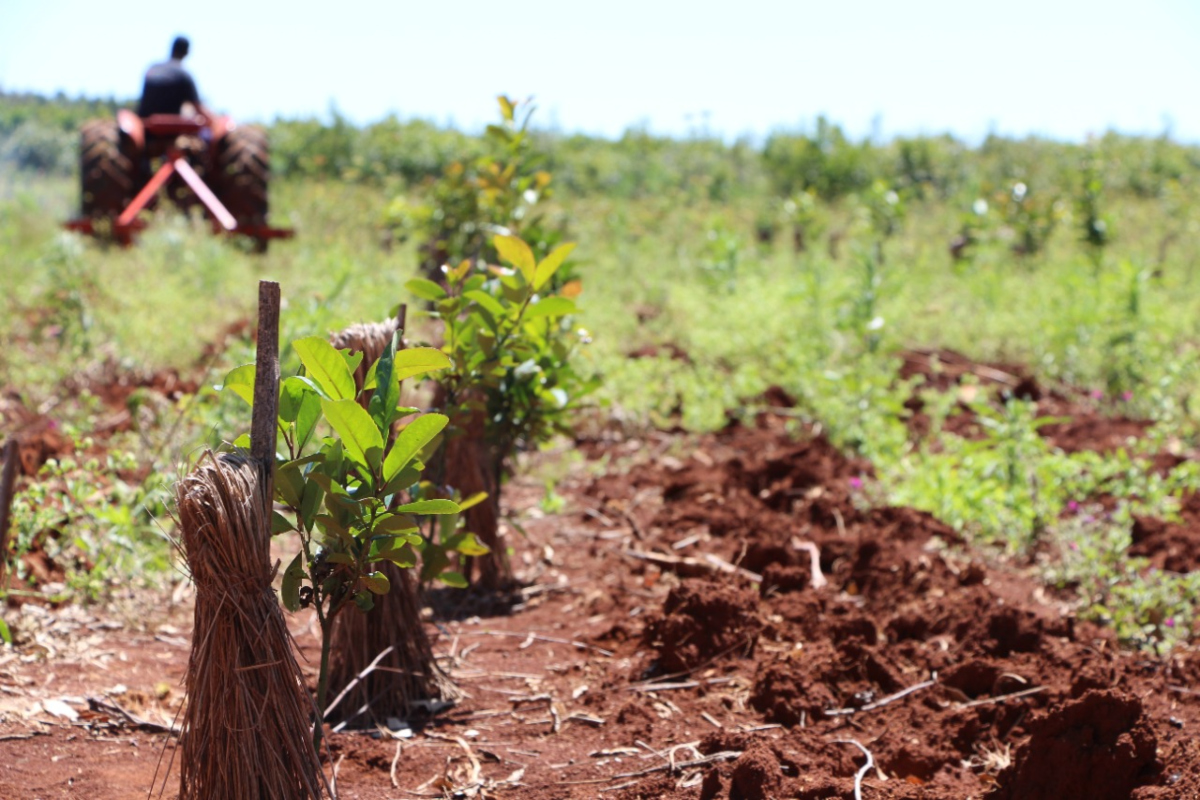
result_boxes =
[312,595,347,754]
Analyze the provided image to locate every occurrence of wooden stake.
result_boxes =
[251,281,281,508]
[0,439,18,584]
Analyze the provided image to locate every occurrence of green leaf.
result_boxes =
[457,533,491,556]
[494,234,536,282]
[316,514,355,549]
[532,243,576,291]
[446,531,491,557]
[384,414,448,483]
[326,552,354,565]
[218,364,256,406]
[299,476,324,532]
[498,95,515,122]
[420,544,451,583]
[279,378,322,455]
[394,499,460,515]
[0,617,10,645]
[375,514,419,534]
[275,462,305,508]
[362,571,391,595]
[341,349,365,377]
[406,277,447,301]
[464,290,507,321]
[321,399,385,471]
[438,570,469,588]
[457,491,488,512]
[374,543,418,568]
[525,296,577,319]
[392,347,452,383]
[232,433,251,449]
[281,553,305,612]
[293,337,356,401]
[382,464,424,497]
[354,590,375,612]
[369,333,401,432]
[271,511,295,535]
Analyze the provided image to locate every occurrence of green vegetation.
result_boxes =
[221,333,460,743]
[4,91,1200,650]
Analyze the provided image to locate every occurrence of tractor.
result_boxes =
[65,109,292,251]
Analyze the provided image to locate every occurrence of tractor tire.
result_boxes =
[214,125,270,247]
[80,120,137,220]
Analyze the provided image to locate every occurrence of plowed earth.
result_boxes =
[3,366,1200,799]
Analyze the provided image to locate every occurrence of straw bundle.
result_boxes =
[441,402,511,589]
[325,318,456,725]
[177,453,325,799]
[329,319,399,390]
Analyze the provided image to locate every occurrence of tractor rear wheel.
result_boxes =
[80,120,137,221]
[214,125,270,250]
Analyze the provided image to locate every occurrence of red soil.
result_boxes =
[900,347,1154,453]
[3,404,1200,798]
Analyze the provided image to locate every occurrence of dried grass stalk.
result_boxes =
[326,319,457,725]
[177,453,325,799]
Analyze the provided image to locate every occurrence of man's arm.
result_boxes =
[182,72,215,121]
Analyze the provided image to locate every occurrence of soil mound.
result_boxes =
[577,416,1198,798]
[1130,491,1200,573]
[643,580,761,673]
[988,690,1158,800]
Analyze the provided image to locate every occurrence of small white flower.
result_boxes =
[867,316,885,331]
[1012,182,1028,202]
[885,191,899,205]
[523,189,539,204]
[973,198,989,215]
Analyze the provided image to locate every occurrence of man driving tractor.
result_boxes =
[137,36,212,120]
[67,35,289,250]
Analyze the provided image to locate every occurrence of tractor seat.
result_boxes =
[140,114,207,137]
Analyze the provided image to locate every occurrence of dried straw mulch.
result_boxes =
[176,453,326,799]
[326,317,456,725]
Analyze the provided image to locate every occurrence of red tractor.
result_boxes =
[66,109,292,251]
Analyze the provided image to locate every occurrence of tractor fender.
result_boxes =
[116,109,145,151]
[210,115,232,144]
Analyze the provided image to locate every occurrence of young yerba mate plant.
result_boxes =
[220,331,461,749]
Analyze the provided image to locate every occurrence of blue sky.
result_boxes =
[3,0,1199,142]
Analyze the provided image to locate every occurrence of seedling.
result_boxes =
[221,331,462,748]
[410,232,592,587]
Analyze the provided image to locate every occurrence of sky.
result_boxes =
[3,0,1199,143]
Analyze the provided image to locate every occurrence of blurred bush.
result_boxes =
[5,90,1200,206]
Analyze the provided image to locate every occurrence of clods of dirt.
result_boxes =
[0,392,73,477]
[5,406,1200,799]
[643,581,762,674]
[988,690,1158,800]
[1130,491,1200,573]
[627,343,693,364]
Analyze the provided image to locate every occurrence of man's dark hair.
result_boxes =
[171,36,190,60]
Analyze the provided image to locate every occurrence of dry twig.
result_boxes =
[953,685,1047,710]
[87,696,177,734]
[457,629,614,657]
[832,739,874,800]
[622,548,763,583]
[791,538,828,589]
[826,678,936,717]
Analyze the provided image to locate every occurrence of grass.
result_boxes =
[3,162,1200,647]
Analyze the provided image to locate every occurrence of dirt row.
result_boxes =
[2,352,1200,798]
